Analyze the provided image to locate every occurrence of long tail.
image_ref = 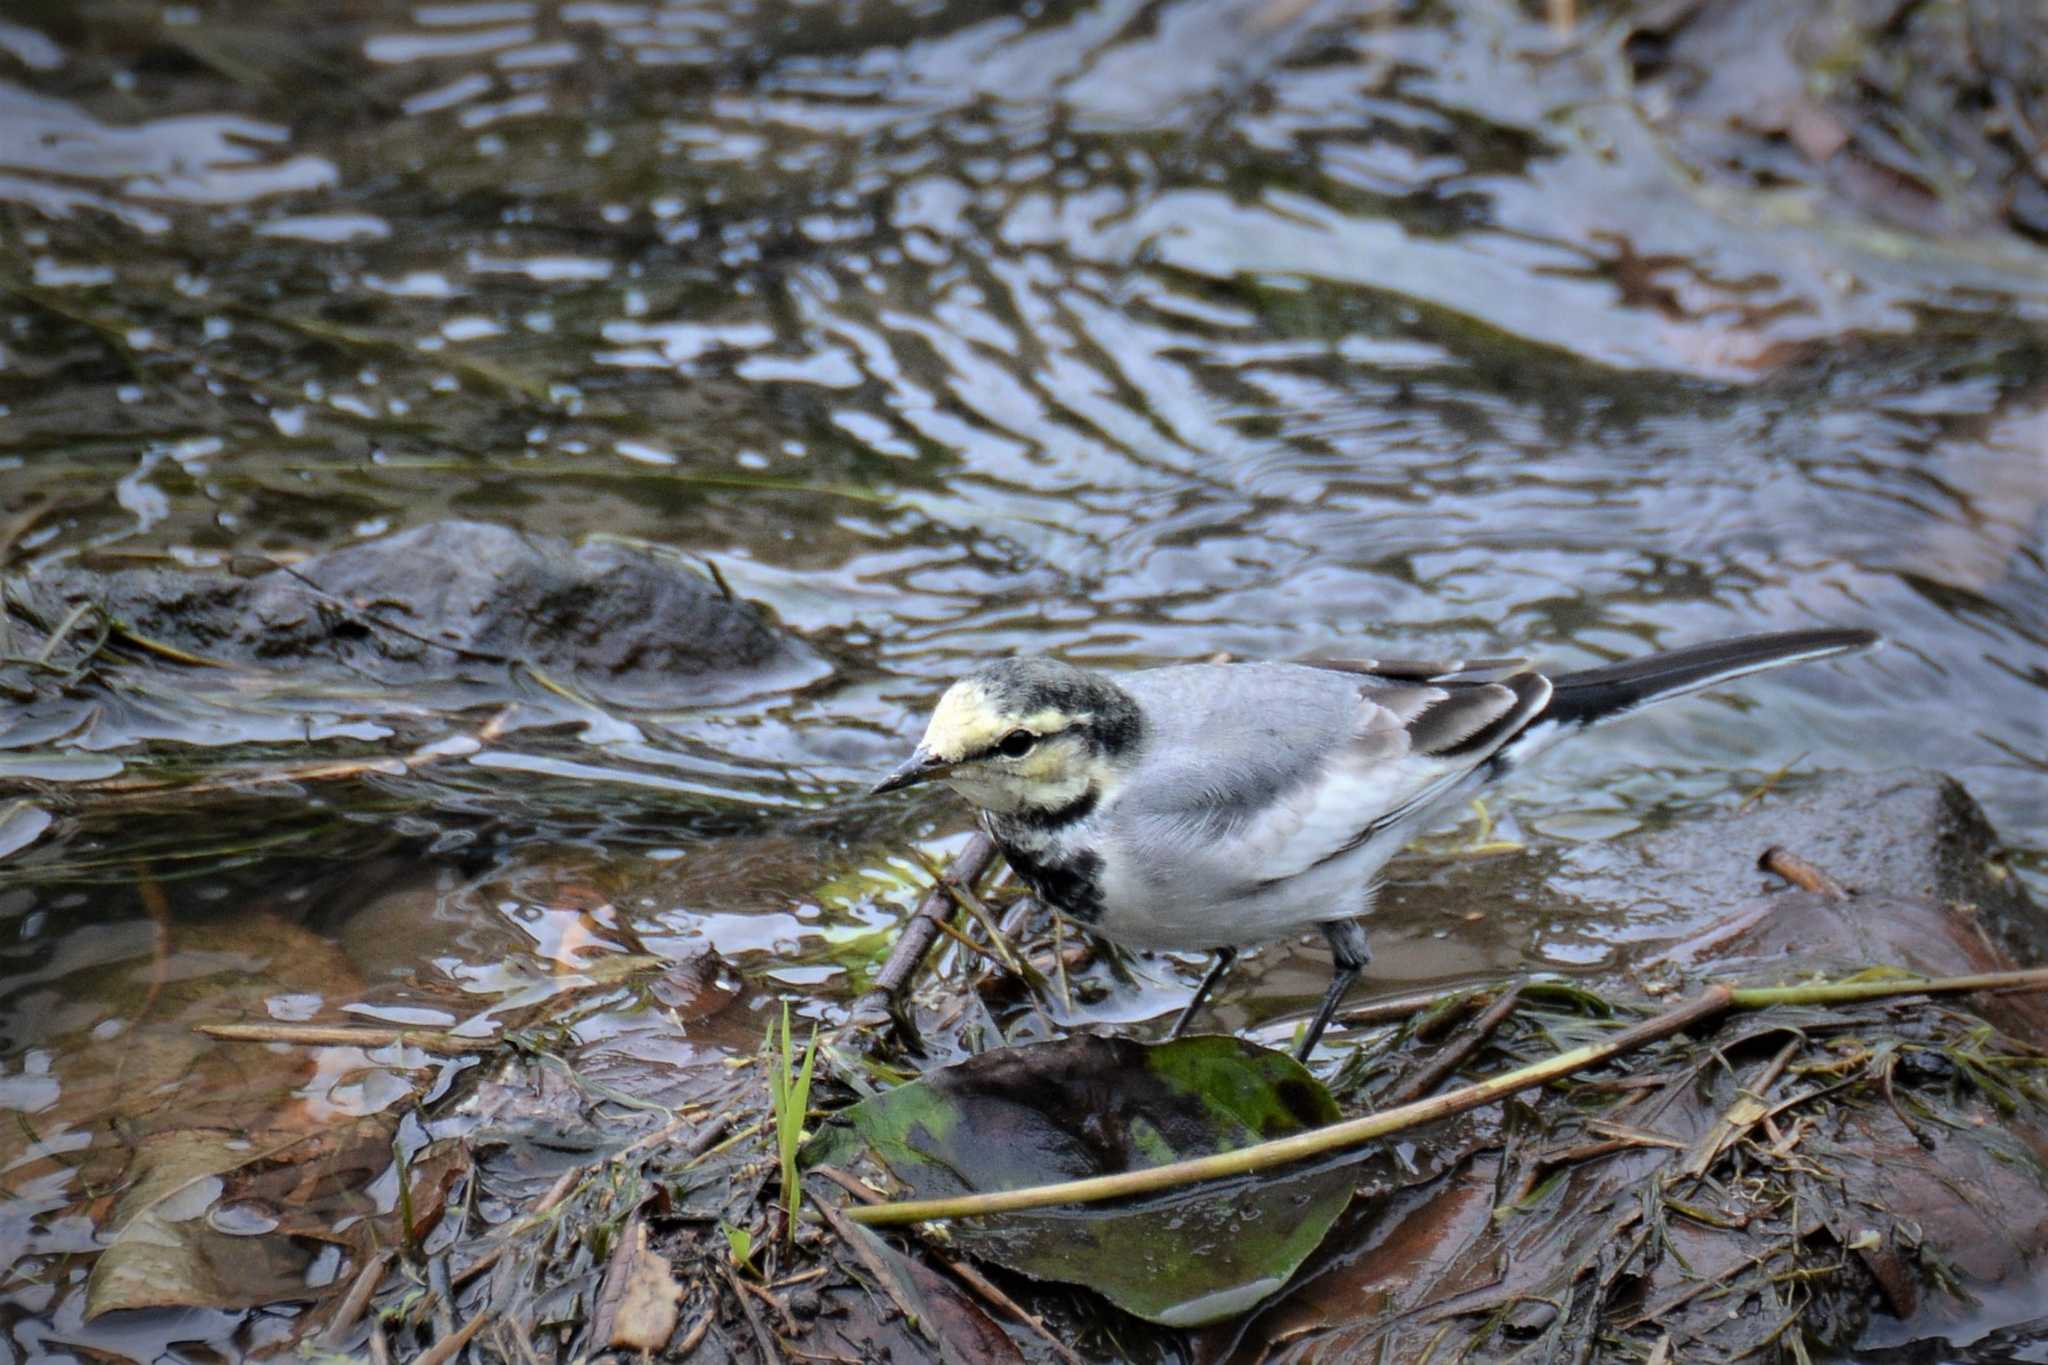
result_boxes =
[1537,628,1880,731]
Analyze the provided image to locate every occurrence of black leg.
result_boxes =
[1167,947,1237,1040]
[1296,919,1372,1062]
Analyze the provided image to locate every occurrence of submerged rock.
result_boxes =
[1555,769,2045,972]
[1626,0,2048,245]
[10,521,831,706]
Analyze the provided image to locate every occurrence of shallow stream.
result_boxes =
[2,0,2044,1357]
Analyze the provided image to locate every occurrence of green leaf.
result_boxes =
[721,1220,755,1269]
[768,1004,820,1240]
[808,1035,1352,1327]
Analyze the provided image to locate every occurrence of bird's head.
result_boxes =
[871,657,1142,817]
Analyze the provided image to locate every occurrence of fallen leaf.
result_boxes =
[809,1035,1351,1327]
[589,1217,682,1351]
[84,1119,399,1319]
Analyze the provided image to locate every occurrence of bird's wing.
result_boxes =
[1115,672,1552,892]
[1300,655,1531,684]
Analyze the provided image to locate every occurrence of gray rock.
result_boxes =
[12,521,830,706]
[1547,769,2044,971]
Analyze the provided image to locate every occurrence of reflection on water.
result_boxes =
[1,0,2044,1352]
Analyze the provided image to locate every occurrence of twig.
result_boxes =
[851,986,1735,1224]
[931,915,1005,967]
[1759,846,1849,899]
[811,1167,1084,1365]
[736,1274,800,1337]
[1725,968,2048,1008]
[1675,1036,1801,1179]
[771,1267,831,1291]
[1050,912,1073,1011]
[848,966,2048,1225]
[101,614,231,667]
[1736,754,1806,813]
[1338,986,1478,1031]
[197,1022,481,1056]
[674,1313,711,1357]
[811,1165,886,1205]
[319,1248,397,1348]
[423,1113,729,1318]
[814,1200,930,1343]
[849,834,1001,1028]
[1579,1119,1688,1151]
[1383,982,1525,1108]
[494,1316,548,1365]
[908,845,1044,989]
[1535,1135,1659,1167]
[1618,1249,1775,1330]
[32,601,93,665]
[70,706,512,802]
[720,1264,784,1362]
[425,1254,456,1340]
[414,1309,493,1365]
[266,558,515,664]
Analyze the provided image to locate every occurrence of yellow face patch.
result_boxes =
[921,681,1076,763]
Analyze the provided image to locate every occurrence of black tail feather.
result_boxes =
[1539,629,1879,731]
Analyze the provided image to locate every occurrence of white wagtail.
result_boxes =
[873,628,1879,1059]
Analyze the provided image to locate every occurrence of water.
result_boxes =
[1,0,2044,1354]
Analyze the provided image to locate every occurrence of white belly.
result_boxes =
[1090,834,1390,951]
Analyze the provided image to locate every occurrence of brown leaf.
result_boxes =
[401,1140,472,1245]
[84,1119,399,1320]
[589,1218,682,1352]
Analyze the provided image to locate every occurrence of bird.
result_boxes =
[871,628,1879,1061]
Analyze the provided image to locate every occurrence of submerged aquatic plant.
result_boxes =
[766,1001,820,1243]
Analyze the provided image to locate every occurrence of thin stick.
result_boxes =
[930,915,1004,967]
[198,1022,480,1056]
[1337,986,1472,1031]
[849,834,1001,1024]
[849,987,1734,1225]
[73,706,513,803]
[31,601,94,665]
[319,1248,396,1348]
[101,615,230,668]
[722,1264,786,1359]
[909,845,1044,988]
[1383,982,1525,1108]
[1725,968,2048,1008]
[736,1274,800,1337]
[674,1314,711,1357]
[1759,846,1849,899]
[811,1167,1085,1365]
[849,966,2048,1226]
[1050,912,1073,1012]
[1676,1036,1800,1179]
[1736,753,1806,813]
[421,1112,728,1319]
[814,1200,929,1344]
[414,1309,493,1365]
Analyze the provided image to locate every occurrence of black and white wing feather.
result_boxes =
[1112,662,1552,895]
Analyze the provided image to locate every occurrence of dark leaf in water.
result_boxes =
[809,1034,1350,1327]
[84,1119,404,1319]
[0,801,52,860]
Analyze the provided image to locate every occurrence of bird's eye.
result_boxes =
[997,729,1037,758]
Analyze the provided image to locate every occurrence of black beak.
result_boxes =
[870,745,953,796]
